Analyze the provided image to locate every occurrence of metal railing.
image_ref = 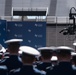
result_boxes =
[0,16,76,24]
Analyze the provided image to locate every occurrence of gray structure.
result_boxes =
[0,0,75,16]
[0,0,76,48]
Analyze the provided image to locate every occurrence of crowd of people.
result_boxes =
[0,39,76,75]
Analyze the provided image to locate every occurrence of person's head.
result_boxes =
[38,46,56,62]
[4,39,23,54]
[56,46,74,62]
[19,46,40,65]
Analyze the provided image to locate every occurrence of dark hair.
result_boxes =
[8,42,20,51]
[41,50,52,59]
[57,50,71,58]
[22,52,35,63]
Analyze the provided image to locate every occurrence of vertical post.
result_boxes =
[22,16,24,21]
[73,17,76,31]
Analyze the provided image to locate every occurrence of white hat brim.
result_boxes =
[56,46,74,51]
[5,39,23,43]
[71,52,76,56]
[38,47,56,51]
[19,46,40,56]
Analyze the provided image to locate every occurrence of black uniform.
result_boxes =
[47,62,75,75]
[9,65,41,75]
[37,62,52,73]
[0,55,23,72]
[0,65,8,75]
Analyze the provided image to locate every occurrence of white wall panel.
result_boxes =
[0,0,5,16]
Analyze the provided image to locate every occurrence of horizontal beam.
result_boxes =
[13,11,46,16]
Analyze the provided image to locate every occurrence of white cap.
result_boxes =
[51,56,58,61]
[0,47,6,53]
[71,52,76,56]
[0,44,6,53]
[18,50,22,54]
[38,46,56,51]
[56,46,74,52]
[19,46,40,56]
[4,39,23,43]
[73,40,76,46]
[0,44,2,50]
[49,46,56,51]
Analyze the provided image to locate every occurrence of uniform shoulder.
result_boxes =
[10,68,21,73]
[0,65,7,70]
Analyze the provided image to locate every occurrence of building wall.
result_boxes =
[0,0,5,16]
[46,25,74,48]
[0,0,76,16]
